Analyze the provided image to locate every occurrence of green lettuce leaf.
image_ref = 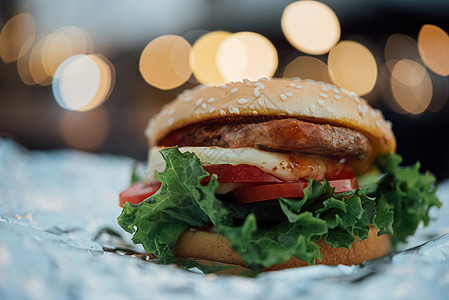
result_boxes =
[373,152,441,245]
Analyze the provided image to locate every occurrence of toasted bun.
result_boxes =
[173,227,390,271]
[146,78,396,161]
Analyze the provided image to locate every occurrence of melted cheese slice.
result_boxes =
[147,146,328,182]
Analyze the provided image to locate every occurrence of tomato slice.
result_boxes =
[119,181,161,206]
[202,164,283,183]
[233,177,359,204]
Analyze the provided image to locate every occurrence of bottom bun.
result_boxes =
[173,227,390,271]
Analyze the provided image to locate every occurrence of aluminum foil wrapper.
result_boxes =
[1,138,448,299]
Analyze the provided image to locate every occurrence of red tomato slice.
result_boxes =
[233,177,359,204]
[119,181,161,207]
[202,164,283,183]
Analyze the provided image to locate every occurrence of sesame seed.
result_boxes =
[228,106,240,114]
[220,84,228,88]
[376,120,380,127]
[161,109,168,116]
[280,93,287,101]
[310,104,316,112]
[168,117,174,126]
[289,83,296,87]
[208,98,215,103]
[245,82,253,86]
[371,110,376,117]
[219,109,226,116]
[259,77,268,81]
[296,85,302,89]
[253,110,258,115]
[201,103,207,109]
[326,106,335,113]
[168,109,175,116]
[320,93,328,98]
[209,107,216,113]
[318,99,325,106]
[238,98,249,104]
[258,98,265,106]
[334,95,341,100]
[322,87,329,92]
[362,106,368,116]
[333,88,340,94]
[230,87,238,93]
[254,87,261,97]
[286,92,293,96]
[183,96,192,102]
[195,98,203,106]
[357,105,362,113]
[255,82,263,86]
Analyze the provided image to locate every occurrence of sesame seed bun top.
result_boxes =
[145,78,396,162]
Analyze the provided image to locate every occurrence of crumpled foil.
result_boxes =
[0,138,448,300]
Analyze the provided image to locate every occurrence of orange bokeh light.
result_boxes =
[139,35,192,90]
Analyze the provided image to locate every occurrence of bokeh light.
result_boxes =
[139,35,192,90]
[42,26,93,78]
[283,56,331,83]
[390,59,432,114]
[52,54,115,111]
[216,32,278,82]
[190,31,231,85]
[59,107,109,151]
[281,1,340,55]
[28,35,52,86]
[0,13,35,63]
[384,34,420,72]
[418,24,449,76]
[17,46,35,85]
[328,41,377,95]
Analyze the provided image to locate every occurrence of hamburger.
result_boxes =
[118,78,440,272]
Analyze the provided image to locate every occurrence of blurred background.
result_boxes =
[1,0,449,180]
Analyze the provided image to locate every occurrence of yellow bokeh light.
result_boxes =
[391,59,426,86]
[217,32,278,82]
[283,56,331,83]
[52,54,115,111]
[139,35,192,90]
[384,34,420,72]
[418,24,449,76]
[0,13,35,63]
[78,54,115,111]
[390,59,432,114]
[59,107,109,151]
[281,1,340,55]
[17,41,35,85]
[42,26,92,78]
[190,31,231,85]
[29,35,52,86]
[328,41,377,96]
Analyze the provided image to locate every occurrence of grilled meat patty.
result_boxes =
[160,118,371,159]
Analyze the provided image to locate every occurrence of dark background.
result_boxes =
[1,0,449,181]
